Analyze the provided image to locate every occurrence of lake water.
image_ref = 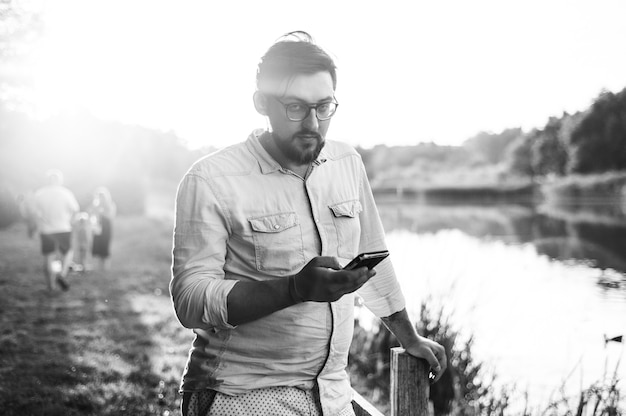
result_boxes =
[362,196,626,408]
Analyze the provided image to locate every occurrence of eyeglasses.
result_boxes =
[271,96,339,121]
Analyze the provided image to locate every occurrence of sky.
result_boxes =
[15,0,626,149]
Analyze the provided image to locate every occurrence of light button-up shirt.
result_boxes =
[171,130,405,415]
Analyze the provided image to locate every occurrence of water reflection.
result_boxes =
[370,196,626,406]
[376,197,626,289]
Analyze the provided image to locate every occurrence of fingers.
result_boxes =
[422,348,441,376]
[357,267,377,286]
[311,256,342,270]
[436,346,447,374]
[332,267,375,289]
[297,257,377,302]
[427,346,447,383]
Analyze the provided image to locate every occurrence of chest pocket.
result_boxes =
[248,212,305,275]
[329,200,362,259]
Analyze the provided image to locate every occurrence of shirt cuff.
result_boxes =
[358,261,406,318]
[364,285,406,318]
[203,279,239,330]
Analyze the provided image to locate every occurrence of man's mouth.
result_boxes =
[294,133,321,142]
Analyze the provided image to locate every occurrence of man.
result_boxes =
[171,31,447,416]
[33,169,79,290]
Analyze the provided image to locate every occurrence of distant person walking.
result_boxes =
[88,187,116,271]
[72,212,94,272]
[33,169,80,291]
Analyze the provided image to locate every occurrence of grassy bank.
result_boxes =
[372,170,626,207]
[372,181,538,206]
[0,216,190,416]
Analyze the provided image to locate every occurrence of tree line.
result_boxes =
[506,88,626,178]
[358,87,626,186]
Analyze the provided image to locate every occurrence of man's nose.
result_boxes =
[302,108,319,131]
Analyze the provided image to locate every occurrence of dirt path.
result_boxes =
[0,216,190,416]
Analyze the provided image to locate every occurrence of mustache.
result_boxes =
[294,130,321,140]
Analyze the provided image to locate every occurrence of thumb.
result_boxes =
[312,256,342,270]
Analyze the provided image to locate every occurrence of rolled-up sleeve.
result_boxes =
[170,173,238,330]
[355,162,406,318]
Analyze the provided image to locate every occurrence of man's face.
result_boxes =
[264,71,335,165]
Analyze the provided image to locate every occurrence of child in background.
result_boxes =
[88,187,116,271]
[73,212,93,272]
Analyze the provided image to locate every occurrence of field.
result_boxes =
[0,216,190,416]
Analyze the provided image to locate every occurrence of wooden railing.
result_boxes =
[352,347,431,416]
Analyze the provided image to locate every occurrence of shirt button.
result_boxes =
[315,218,320,223]
[274,224,280,230]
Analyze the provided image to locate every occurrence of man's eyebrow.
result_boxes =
[281,95,334,103]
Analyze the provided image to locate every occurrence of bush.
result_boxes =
[349,299,511,416]
[349,300,624,415]
[543,171,626,201]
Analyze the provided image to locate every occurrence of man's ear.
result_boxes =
[253,91,268,116]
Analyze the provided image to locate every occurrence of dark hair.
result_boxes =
[256,31,337,91]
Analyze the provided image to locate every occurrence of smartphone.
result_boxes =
[343,250,390,270]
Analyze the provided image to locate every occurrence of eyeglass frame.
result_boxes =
[268,95,339,122]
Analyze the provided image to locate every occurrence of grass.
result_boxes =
[0,216,190,416]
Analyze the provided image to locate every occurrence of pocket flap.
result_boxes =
[248,212,298,233]
[329,200,362,218]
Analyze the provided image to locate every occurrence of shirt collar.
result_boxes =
[246,129,281,174]
[246,129,328,175]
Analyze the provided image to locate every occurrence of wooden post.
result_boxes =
[390,347,430,416]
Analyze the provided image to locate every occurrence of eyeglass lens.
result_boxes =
[286,102,336,121]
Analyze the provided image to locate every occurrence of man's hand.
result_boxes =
[403,335,447,383]
[227,256,375,326]
[380,308,448,383]
[293,256,376,302]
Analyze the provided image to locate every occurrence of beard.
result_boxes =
[274,130,325,165]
